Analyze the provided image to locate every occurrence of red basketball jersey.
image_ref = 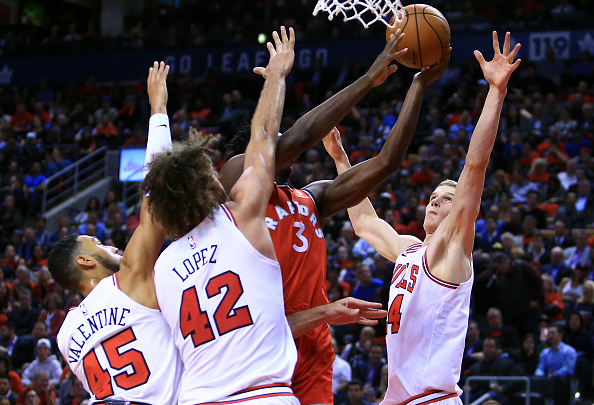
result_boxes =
[266,184,334,405]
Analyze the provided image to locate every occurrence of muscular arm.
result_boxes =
[427,32,521,283]
[228,27,294,260]
[219,32,407,193]
[309,50,449,222]
[119,62,171,308]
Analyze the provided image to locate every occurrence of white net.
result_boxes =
[313,0,405,29]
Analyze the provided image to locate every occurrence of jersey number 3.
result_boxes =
[180,271,254,347]
[83,327,150,399]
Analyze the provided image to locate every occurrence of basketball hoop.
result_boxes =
[313,0,405,29]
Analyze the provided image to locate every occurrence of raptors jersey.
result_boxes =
[266,184,334,405]
[57,275,182,405]
[381,244,473,405]
[154,204,297,405]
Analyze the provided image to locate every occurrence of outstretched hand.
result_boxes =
[414,47,451,88]
[253,26,295,79]
[324,297,387,326]
[474,31,521,91]
[147,61,170,114]
[322,127,347,161]
[365,29,408,87]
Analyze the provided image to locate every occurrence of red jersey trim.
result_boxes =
[221,204,238,227]
[197,393,295,405]
[233,383,290,395]
[422,249,459,289]
[196,383,294,404]
[113,273,122,290]
[398,389,457,405]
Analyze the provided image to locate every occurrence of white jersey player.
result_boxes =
[154,205,297,404]
[48,61,182,404]
[382,243,472,403]
[326,32,521,405]
[58,274,182,404]
[141,27,299,404]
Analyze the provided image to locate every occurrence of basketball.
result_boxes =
[386,4,450,69]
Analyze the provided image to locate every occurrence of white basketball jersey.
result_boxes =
[154,204,297,405]
[57,275,182,404]
[381,244,473,405]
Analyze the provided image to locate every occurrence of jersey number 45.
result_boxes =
[83,327,150,400]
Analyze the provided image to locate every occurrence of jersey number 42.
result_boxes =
[180,270,254,347]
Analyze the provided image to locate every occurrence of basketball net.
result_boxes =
[313,0,405,29]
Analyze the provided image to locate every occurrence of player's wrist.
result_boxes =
[150,105,167,116]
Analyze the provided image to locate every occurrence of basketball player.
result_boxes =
[47,61,183,403]
[140,26,302,404]
[219,31,449,405]
[327,32,521,405]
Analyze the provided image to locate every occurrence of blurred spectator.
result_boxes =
[563,311,593,398]
[489,253,542,335]
[0,354,22,395]
[462,320,484,373]
[17,371,56,405]
[338,380,369,405]
[332,337,351,403]
[341,326,375,366]
[352,343,385,389]
[22,164,46,216]
[20,339,60,388]
[562,231,590,269]
[467,338,522,403]
[351,264,383,303]
[0,322,34,370]
[513,333,540,376]
[546,221,575,251]
[483,308,521,356]
[534,325,577,405]
[37,293,64,337]
[541,274,564,323]
[7,290,39,337]
[0,372,18,404]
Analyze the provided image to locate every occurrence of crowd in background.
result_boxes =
[0,0,592,404]
[0,0,592,58]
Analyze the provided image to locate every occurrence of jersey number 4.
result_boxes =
[180,270,254,347]
[83,327,150,400]
[387,294,404,334]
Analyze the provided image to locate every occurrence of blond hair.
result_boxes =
[437,179,458,189]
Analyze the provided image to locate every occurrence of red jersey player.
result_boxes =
[220,32,449,404]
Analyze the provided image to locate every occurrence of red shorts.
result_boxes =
[291,323,334,405]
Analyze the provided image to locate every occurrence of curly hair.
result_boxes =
[140,132,226,239]
[47,233,82,290]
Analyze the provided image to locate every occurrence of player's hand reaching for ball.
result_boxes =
[253,26,295,79]
[322,127,347,162]
[365,29,408,87]
[474,31,521,92]
[414,47,451,88]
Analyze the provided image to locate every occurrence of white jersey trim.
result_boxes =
[398,389,459,405]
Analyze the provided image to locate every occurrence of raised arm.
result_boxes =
[324,129,420,262]
[227,27,295,260]
[119,61,171,308]
[308,50,450,222]
[428,32,521,282]
[219,31,407,193]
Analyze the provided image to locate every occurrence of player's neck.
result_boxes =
[423,233,434,244]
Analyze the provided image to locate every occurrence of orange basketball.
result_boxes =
[386,4,450,69]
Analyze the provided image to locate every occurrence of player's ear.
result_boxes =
[76,254,97,270]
